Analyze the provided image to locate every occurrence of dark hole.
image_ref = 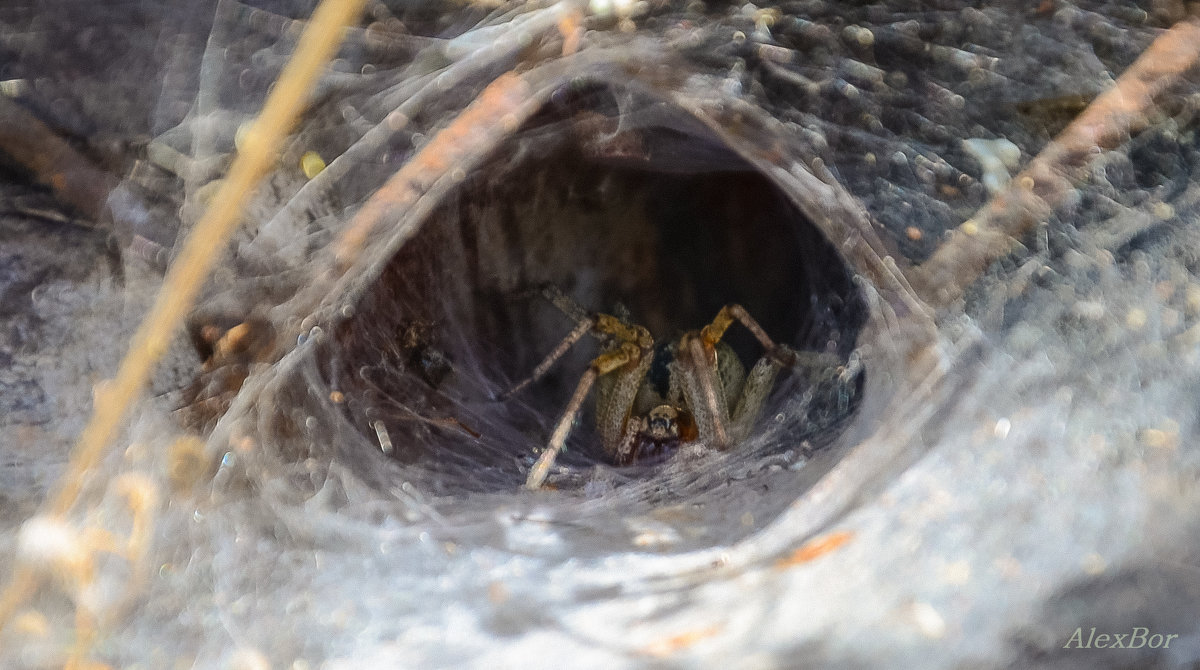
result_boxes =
[323,87,867,495]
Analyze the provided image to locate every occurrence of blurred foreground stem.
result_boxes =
[0,0,368,637]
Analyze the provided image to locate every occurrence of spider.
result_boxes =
[509,286,847,489]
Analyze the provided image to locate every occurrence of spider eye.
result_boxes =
[645,405,680,439]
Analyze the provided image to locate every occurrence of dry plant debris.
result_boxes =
[0,0,369,657]
[915,16,1200,308]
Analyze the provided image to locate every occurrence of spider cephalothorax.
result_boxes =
[619,403,697,466]
[510,287,845,489]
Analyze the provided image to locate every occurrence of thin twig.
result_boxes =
[0,0,368,637]
[334,71,534,269]
[254,2,573,255]
[0,95,119,225]
[914,16,1200,308]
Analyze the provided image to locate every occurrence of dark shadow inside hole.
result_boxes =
[325,92,867,494]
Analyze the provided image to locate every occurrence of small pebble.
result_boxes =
[1081,553,1107,575]
[1125,308,1147,330]
[911,602,946,639]
[993,418,1011,439]
[300,151,326,179]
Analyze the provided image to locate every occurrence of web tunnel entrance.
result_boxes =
[323,83,869,497]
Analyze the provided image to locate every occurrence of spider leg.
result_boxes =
[681,304,774,450]
[684,336,731,449]
[525,367,598,490]
[734,345,857,443]
[700,304,776,352]
[504,288,653,399]
[729,355,786,443]
[598,343,655,461]
[703,303,844,373]
[525,342,643,489]
[539,284,653,347]
[692,304,840,448]
[502,317,594,398]
[539,284,593,326]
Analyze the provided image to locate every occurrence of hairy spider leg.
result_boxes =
[676,304,780,450]
[504,286,653,398]
[525,341,646,489]
[700,304,776,352]
[729,354,789,443]
[684,304,819,449]
[539,284,592,325]
[503,317,594,398]
[539,285,652,346]
[707,304,852,444]
[703,303,844,377]
[684,335,731,449]
[596,336,655,459]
